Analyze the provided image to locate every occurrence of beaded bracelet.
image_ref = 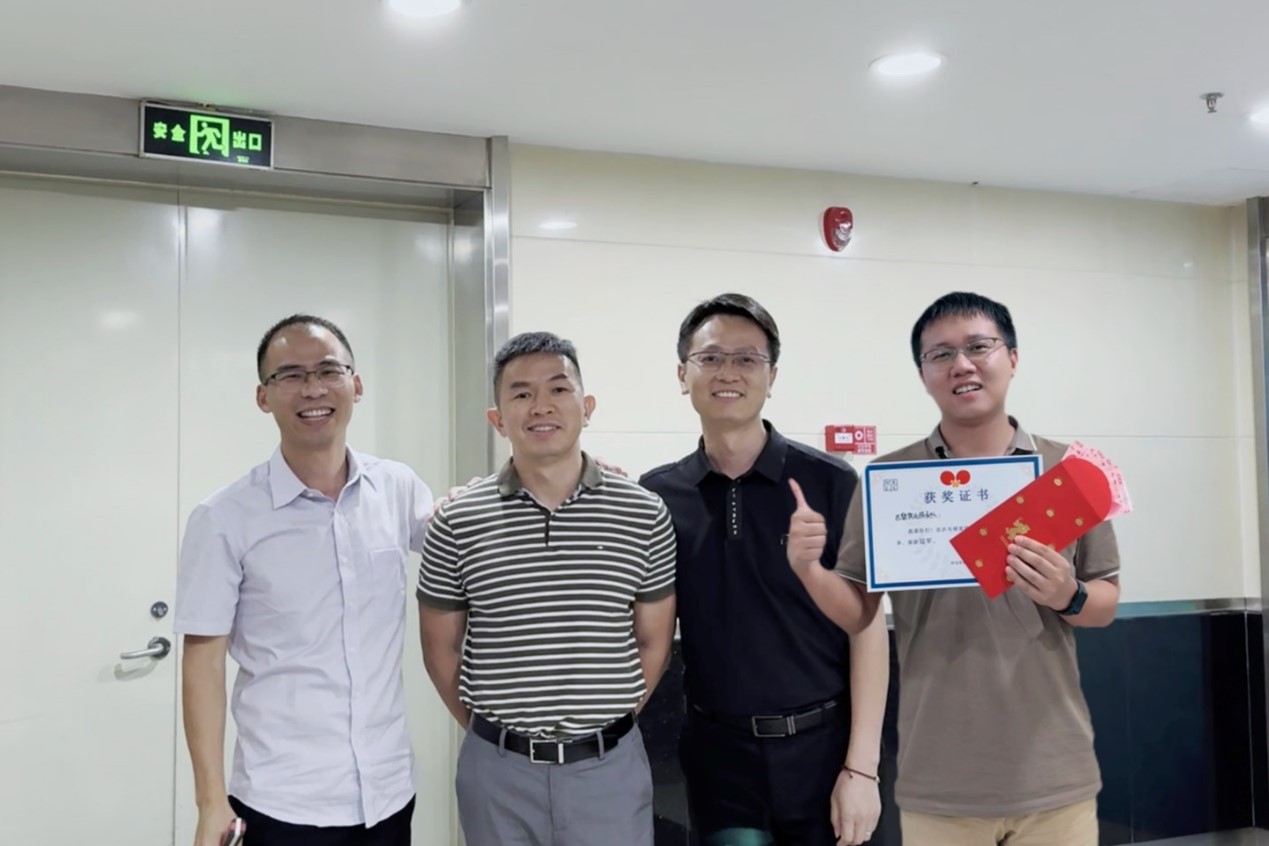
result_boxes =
[842,765,880,783]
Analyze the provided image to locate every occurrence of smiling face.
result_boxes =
[917,312,1017,427]
[678,314,777,429]
[487,352,595,467]
[255,324,361,455]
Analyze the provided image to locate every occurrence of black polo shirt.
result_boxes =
[640,421,858,715]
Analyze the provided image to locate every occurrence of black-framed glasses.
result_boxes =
[685,351,772,373]
[918,337,1006,369]
[263,363,354,391]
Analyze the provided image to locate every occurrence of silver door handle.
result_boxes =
[120,636,171,660]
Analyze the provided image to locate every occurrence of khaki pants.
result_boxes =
[901,798,1097,846]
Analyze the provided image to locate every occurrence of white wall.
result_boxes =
[507,144,1259,604]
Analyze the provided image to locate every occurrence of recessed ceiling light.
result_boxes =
[538,220,577,231]
[384,0,462,19]
[870,52,944,78]
[1251,107,1269,125]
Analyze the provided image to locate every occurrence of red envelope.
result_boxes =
[949,457,1113,598]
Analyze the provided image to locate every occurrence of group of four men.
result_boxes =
[175,290,1120,846]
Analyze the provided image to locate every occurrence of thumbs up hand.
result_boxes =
[787,478,827,574]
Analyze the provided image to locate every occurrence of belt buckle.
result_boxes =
[750,715,796,738]
[529,739,565,765]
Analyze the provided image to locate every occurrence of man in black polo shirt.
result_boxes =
[641,294,889,846]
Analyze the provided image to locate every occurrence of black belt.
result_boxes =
[470,712,636,764]
[691,696,845,738]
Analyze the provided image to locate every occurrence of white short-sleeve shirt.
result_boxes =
[175,447,432,827]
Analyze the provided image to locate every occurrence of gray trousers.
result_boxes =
[455,723,654,846]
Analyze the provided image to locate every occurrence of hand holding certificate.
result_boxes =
[862,455,1041,591]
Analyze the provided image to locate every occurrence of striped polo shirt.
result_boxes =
[417,454,677,739]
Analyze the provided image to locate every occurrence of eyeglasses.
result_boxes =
[918,337,1006,369]
[263,363,354,391]
[685,351,772,373]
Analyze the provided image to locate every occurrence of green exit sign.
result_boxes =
[140,103,273,169]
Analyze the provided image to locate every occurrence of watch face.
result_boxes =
[1062,581,1088,615]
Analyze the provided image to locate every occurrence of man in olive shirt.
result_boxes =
[787,292,1120,845]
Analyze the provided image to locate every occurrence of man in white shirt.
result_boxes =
[175,314,432,846]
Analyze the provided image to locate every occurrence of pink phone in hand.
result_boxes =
[220,818,246,846]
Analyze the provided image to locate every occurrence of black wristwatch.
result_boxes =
[1058,580,1088,616]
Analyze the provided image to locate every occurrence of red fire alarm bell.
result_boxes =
[822,207,853,252]
[824,424,876,455]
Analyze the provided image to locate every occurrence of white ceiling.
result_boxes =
[2,0,1268,204]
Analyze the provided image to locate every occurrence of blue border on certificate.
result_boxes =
[864,454,1042,591]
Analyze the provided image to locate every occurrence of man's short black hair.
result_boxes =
[256,314,355,382]
[676,293,781,364]
[492,331,583,398]
[910,292,1017,367]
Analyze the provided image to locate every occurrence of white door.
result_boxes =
[0,177,183,844]
[0,177,460,845]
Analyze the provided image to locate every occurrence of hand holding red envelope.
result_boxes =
[950,443,1131,598]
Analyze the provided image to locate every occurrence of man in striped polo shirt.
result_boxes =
[417,331,678,846]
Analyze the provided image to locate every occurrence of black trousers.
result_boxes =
[227,796,413,846]
[681,706,852,846]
